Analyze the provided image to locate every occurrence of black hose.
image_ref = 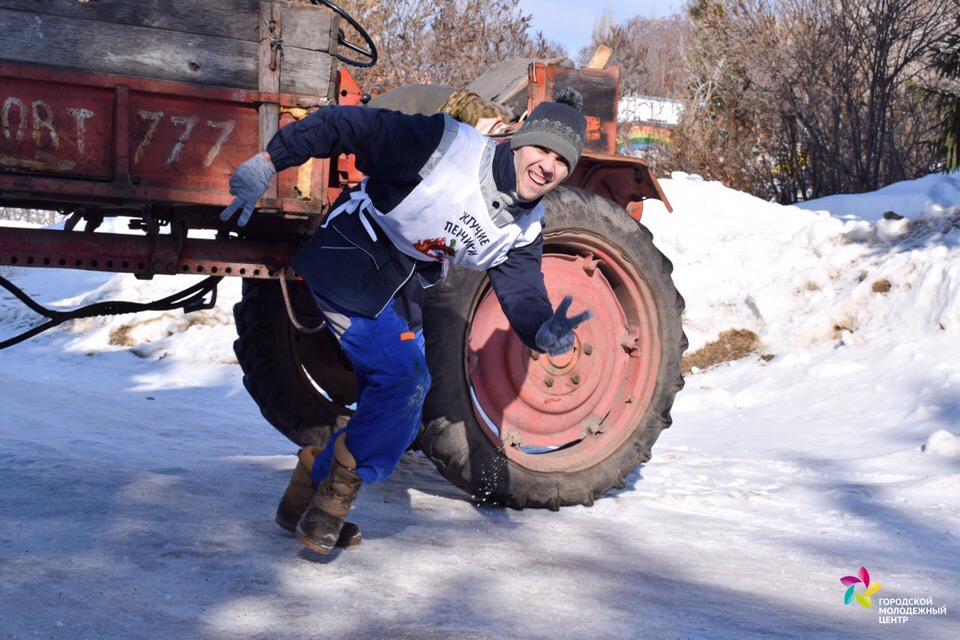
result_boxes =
[0,274,222,350]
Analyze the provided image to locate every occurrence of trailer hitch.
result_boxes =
[0,274,222,350]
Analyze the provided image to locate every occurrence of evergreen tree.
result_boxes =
[926,1,960,171]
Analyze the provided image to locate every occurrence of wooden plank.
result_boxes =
[0,4,337,96]
[280,3,338,51]
[1,0,261,41]
[280,3,340,99]
[585,46,612,70]
[278,47,337,99]
[1,9,256,88]
[1,0,337,47]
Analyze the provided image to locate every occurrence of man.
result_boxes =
[221,88,592,554]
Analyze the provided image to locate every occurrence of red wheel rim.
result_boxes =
[467,232,662,473]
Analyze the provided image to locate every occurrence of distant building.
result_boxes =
[618,95,682,156]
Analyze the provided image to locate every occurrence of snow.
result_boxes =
[2,172,959,639]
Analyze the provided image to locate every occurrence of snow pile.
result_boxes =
[643,172,960,351]
[924,430,960,457]
[57,273,243,365]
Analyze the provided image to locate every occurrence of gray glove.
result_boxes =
[535,295,593,356]
[219,153,276,226]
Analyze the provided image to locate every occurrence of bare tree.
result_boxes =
[797,0,948,195]
[672,0,950,203]
[580,13,691,99]
[667,0,782,197]
[335,0,566,90]
[0,208,58,225]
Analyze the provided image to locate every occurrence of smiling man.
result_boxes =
[220,88,591,556]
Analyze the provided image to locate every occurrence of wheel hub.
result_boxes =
[467,249,659,471]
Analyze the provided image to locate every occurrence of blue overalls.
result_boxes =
[309,296,430,487]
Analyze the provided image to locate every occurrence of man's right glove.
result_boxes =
[535,295,593,356]
[219,153,276,227]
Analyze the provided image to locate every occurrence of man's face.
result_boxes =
[513,145,570,201]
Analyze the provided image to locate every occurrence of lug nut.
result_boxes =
[583,344,593,356]
[544,376,554,387]
[571,373,581,384]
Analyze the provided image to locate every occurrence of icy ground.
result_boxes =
[1,172,958,639]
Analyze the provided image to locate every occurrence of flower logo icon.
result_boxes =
[841,566,882,607]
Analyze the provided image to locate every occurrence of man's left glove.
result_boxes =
[535,295,593,356]
[219,153,276,227]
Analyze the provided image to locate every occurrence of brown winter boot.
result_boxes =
[296,434,363,554]
[277,445,361,547]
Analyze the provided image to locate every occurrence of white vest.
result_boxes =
[323,118,544,273]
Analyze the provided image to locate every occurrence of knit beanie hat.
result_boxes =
[510,88,587,168]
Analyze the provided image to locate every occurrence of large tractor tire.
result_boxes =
[232,279,355,448]
[420,187,687,510]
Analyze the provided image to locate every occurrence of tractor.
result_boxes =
[0,0,686,509]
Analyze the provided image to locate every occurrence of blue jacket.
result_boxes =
[267,105,553,349]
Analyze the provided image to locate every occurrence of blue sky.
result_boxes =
[516,0,683,56]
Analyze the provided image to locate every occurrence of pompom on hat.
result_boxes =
[510,87,587,169]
